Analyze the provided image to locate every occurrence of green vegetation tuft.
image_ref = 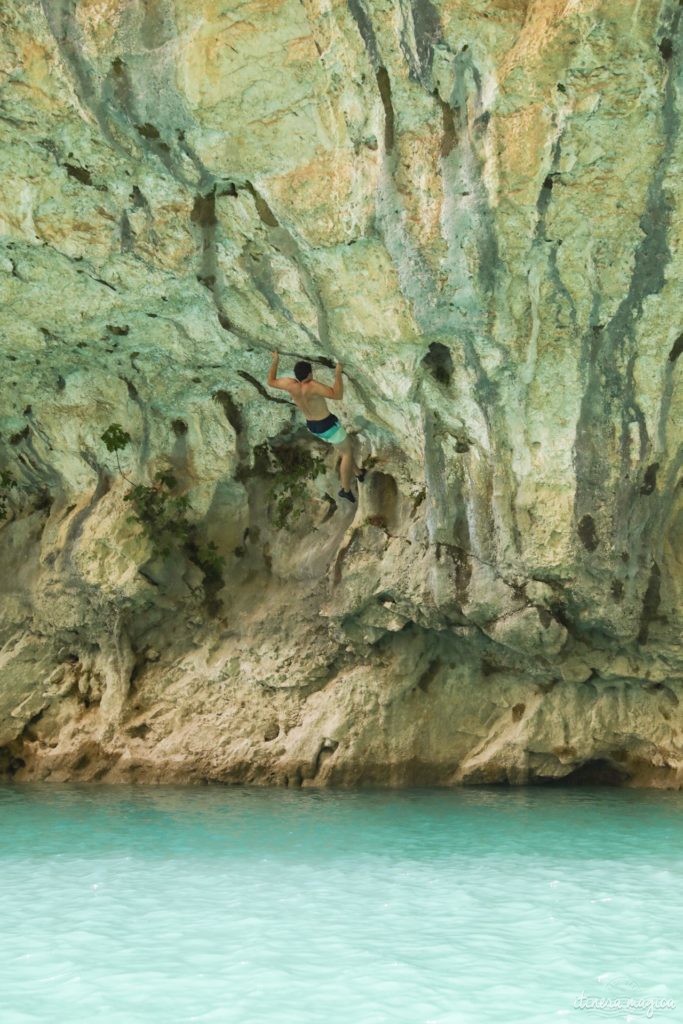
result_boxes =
[0,469,17,520]
[254,442,327,529]
[103,425,225,613]
[101,423,131,453]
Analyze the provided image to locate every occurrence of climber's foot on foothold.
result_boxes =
[356,467,367,483]
[339,488,356,504]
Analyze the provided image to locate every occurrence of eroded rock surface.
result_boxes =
[0,0,681,787]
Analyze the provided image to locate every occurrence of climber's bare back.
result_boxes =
[287,380,332,420]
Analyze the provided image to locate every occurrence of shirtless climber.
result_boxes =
[266,351,364,503]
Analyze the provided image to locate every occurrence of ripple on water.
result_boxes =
[0,785,682,1023]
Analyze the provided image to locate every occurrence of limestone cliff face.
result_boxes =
[0,0,681,786]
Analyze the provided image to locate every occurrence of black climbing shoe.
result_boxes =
[338,488,356,504]
[356,467,367,483]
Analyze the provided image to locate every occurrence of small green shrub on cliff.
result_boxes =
[254,443,327,529]
[101,423,131,453]
[0,470,17,520]
[102,424,225,612]
[123,472,192,559]
[101,423,133,480]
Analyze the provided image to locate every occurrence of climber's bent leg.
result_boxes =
[337,437,355,492]
[305,416,360,502]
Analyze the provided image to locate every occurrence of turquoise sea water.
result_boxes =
[0,785,681,1024]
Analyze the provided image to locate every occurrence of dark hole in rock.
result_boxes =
[65,163,93,186]
[544,758,631,786]
[543,175,554,190]
[578,513,599,551]
[435,93,456,157]
[34,488,52,512]
[481,659,506,677]
[548,602,571,631]
[136,122,161,140]
[537,607,552,629]
[637,561,661,645]
[245,182,279,227]
[658,37,673,60]
[375,66,395,153]
[422,341,453,385]
[23,405,32,416]
[557,82,566,92]
[645,683,679,706]
[611,579,624,602]
[127,722,151,739]
[213,390,242,433]
[191,190,217,227]
[417,659,441,693]
[172,419,188,436]
[56,376,66,390]
[0,751,26,778]
[668,333,683,362]
[511,703,525,722]
[10,425,29,445]
[640,462,659,495]
[107,324,129,336]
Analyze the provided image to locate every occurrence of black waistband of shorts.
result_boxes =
[306,413,338,434]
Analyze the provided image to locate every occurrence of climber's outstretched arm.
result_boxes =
[309,362,343,400]
[266,350,295,392]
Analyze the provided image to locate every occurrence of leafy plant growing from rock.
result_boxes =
[251,442,327,529]
[101,423,133,483]
[101,423,225,614]
[0,469,17,520]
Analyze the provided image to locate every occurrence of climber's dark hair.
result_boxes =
[294,360,312,381]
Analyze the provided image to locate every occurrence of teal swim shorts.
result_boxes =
[306,413,348,445]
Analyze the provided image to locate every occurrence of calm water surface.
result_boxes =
[0,784,681,1023]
